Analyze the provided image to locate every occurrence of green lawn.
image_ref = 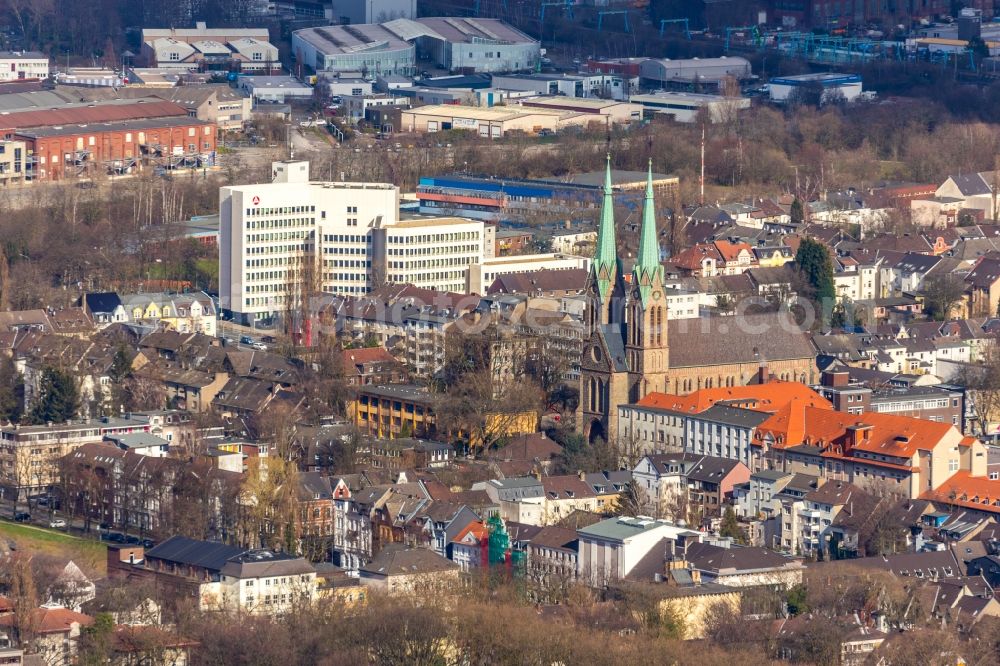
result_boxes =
[0,521,107,577]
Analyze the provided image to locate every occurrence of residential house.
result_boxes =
[964,257,1000,318]
[683,542,804,588]
[82,292,127,326]
[488,432,563,478]
[672,240,757,277]
[110,536,316,614]
[121,291,217,336]
[525,526,578,598]
[295,472,334,558]
[358,545,461,595]
[341,347,408,387]
[0,603,93,664]
[450,521,489,572]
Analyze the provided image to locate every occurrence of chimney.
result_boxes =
[757,362,769,384]
[577,470,586,481]
[821,370,849,387]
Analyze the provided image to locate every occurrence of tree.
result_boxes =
[719,505,742,543]
[77,612,115,666]
[29,366,79,425]
[789,197,805,225]
[955,345,1000,438]
[0,354,24,424]
[922,273,965,321]
[795,237,836,325]
[0,553,38,648]
[613,479,643,517]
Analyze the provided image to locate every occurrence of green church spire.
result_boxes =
[633,160,663,307]
[592,154,618,297]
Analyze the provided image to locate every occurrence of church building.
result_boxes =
[578,158,817,443]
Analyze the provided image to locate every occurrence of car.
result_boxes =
[239,335,254,345]
[125,535,141,545]
[261,335,277,344]
[48,519,66,529]
[141,539,156,549]
[108,533,126,543]
[250,341,267,351]
[537,128,554,137]
[13,512,30,522]
[35,496,49,506]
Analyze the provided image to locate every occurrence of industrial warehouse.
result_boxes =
[292,17,540,76]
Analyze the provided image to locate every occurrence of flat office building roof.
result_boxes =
[521,96,631,110]
[405,103,565,120]
[390,216,481,229]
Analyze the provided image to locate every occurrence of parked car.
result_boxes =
[240,335,254,345]
[48,519,66,529]
[141,539,156,549]
[13,512,30,522]
[125,535,141,545]
[250,341,267,351]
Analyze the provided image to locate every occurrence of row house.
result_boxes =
[63,442,240,539]
[671,239,758,278]
[120,291,218,336]
[633,452,750,520]
[13,332,116,418]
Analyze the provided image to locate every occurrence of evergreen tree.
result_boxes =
[795,237,836,323]
[29,367,80,425]
[720,505,742,543]
[789,198,805,225]
[0,355,23,424]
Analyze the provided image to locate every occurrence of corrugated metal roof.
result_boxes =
[0,99,187,129]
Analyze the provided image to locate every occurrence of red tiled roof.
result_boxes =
[714,239,754,262]
[0,605,94,634]
[342,347,397,366]
[637,380,831,416]
[759,406,957,459]
[921,471,1000,514]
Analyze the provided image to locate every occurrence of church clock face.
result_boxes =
[591,345,603,363]
[632,289,641,299]
[652,290,662,300]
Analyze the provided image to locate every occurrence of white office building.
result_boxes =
[220,161,487,324]
[0,51,48,81]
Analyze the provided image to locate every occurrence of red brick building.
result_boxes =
[16,116,217,181]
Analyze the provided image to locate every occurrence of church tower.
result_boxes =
[586,155,623,332]
[579,155,628,444]
[626,161,669,402]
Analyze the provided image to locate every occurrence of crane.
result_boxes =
[659,18,691,39]
[597,10,630,33]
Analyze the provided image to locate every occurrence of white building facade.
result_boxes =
[220,160,488,323]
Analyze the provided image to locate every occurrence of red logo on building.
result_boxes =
[252,196,260,206]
